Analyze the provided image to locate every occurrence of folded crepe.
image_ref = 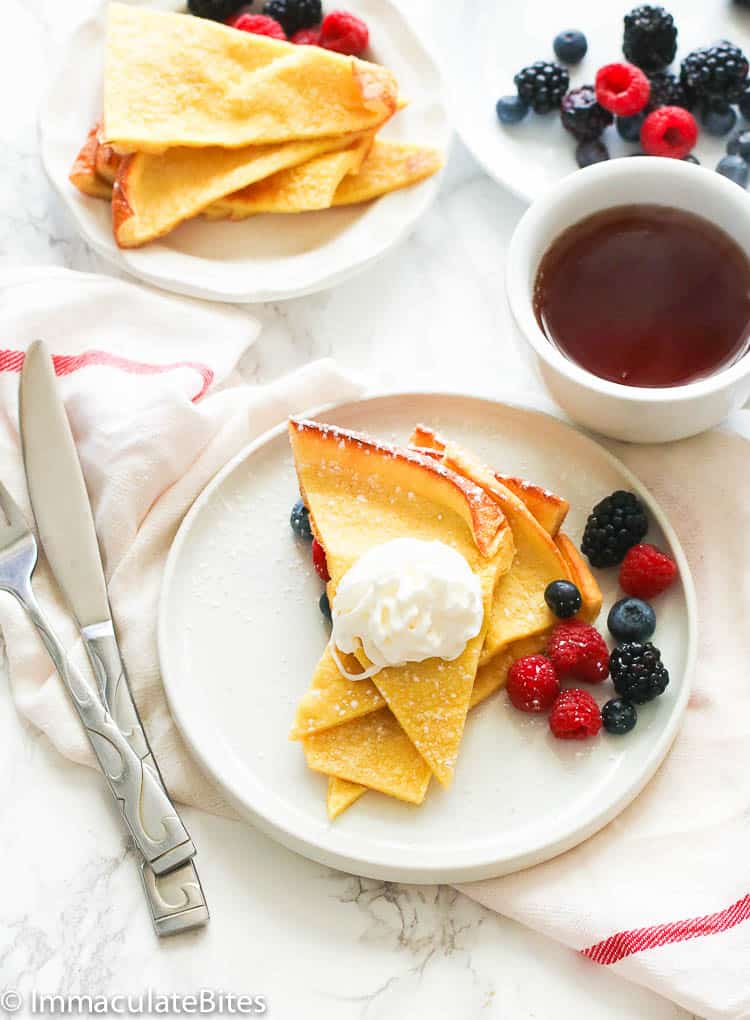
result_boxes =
[288,419,515,788]
[209,139,444,219]
[103,3,399,154]
[112,133,365,247]
[69,123,113,199]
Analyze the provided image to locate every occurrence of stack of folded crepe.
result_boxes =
[69,3,443,248]
[288,421,603,819]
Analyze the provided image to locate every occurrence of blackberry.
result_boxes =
[263,0,322,35]
[514,61,570,114]
[680,41,749,107]
[188,0,242,20]
[623,6,677,72]
[647,70,693,110]
[581,491,648,567]
[601,698,638,734]
[576,139,609,167]
[560,86,613,140]
[610,641,669,703]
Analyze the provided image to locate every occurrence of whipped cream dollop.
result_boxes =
[329,538,484,681]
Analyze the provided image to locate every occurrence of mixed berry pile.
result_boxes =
[188,0,369,56]
[496,4,750,185]
[507,489,678,742]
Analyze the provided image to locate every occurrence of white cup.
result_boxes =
[506,157,750,443]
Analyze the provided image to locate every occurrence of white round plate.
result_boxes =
[438,0,750,204]
[159,394,696,882]
[39,1,450,303]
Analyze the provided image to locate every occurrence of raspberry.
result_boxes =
[546,621,609,683]
[291,27,321,44]
[506,655,560,713]
[312,538,330,581]
[640,106,698,158]
[549,689,602,740]
[596,63,651,116]
[318,10,369,56]
[229,13,287,39]
[619,543,677,598]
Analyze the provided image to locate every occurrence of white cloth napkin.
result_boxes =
[0,267,362,814]
[2,268,748,1019]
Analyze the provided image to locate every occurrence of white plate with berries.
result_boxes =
[158,393,697,883]
[437,0,750,204]
[39,0,451,303]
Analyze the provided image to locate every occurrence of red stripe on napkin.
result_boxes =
[0,349,214,402]
[582,894,750,964]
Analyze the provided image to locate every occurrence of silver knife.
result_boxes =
[19,340,196,877]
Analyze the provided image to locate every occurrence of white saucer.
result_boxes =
[438,0,750,203]
[158,393,697,882]
[39,1,451,303]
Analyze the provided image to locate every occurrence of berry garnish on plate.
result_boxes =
[560,86,613,141]
[680,41,749,109]
[496,95,530,125]
[514,61,570,114]
[292,27,322,45]
[620,543,677,598]
[319,590,332,623]
[647,70,693,111]
[263,0,322,36]
[641,106,698,158]
[189,0,242,21]
[622,6,677,72]
[616,112,647,141]
[607,596,656,642]
[576,139,610,167]
[549,688,602,739]
[727,129,750,158]
[507,655,560,713]
[601,698,638,734]
[312,537,330,581]
[701,104,737,137]
[290,498,313,540]
[740,90,750,120]
[544,579,583,618]
[319,10,369,56]
[717,154,750,187]
[596,62,651,116]
[547,620,609,683]
[554,30,588,65]
[610,641,669,702]
[229,13,287,39]
[581,491,648,568]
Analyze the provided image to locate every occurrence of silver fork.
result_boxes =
[0,480,209,935]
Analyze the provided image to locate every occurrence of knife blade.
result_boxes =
[19,340,196,876]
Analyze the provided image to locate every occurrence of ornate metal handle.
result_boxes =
[21,591,194,875]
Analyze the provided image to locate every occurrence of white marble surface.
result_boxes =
[0,2,697,1018]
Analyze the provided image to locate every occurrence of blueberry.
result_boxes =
[496,95,529,125]
[319,591,331,623]
[553,29,588,65]
[683,154,700,164]
[607,597,656,642]
[290,498,313,540]
[616,113,646,142]
[576,139,609,168]
[717,154,750,187]
[727,129,750,158]
[601,698,637,735]
[544,579,583,619]
[739,89,750,120]
[701,105,737,137]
